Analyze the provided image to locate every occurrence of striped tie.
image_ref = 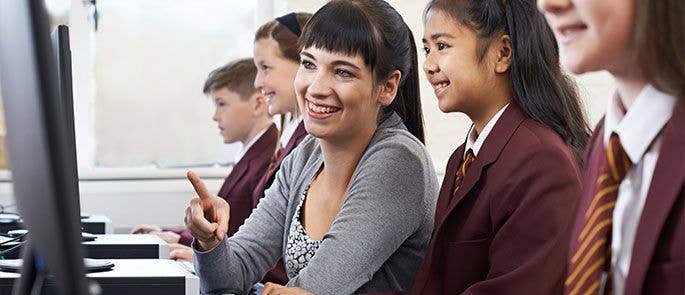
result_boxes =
[452,149,475,198]
[565,133,632,295]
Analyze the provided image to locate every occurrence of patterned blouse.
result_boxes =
[284,186,322,278]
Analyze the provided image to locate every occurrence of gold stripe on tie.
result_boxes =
[569,257,606,295]
[571,219,613,264]
[579,201,617,241]
[585,184,618,218]
[567,238,606,284]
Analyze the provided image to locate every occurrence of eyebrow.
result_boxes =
[301,51,362,71]
[421,32,456,43]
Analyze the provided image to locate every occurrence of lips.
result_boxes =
[261,90,276,103]
[555,23,587,45]
[431,80,451,97]
[305,100,341,119]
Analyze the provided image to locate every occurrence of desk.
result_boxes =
[0,214,113,235]
[0,259,199,295]
[1,234,169,259]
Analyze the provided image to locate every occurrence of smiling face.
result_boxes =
[294,47,391,143]
[253,37,301,116]
[537,0,636,75]
[422,10,497,117]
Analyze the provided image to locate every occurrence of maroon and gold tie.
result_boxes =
[452,149,475,199]
[565,133,632,295]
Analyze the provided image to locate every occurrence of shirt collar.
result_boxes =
[234,125,270,163]
[279,116,303,148]
[465,104,510,159]
[603,84,677,163]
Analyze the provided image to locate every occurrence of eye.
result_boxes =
[423,46,430,55]
[335,69,353,78]
[261,64,270,72]
[437,42,449,50]
[301,60,315,70]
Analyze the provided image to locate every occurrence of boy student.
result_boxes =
[132,58,278,262]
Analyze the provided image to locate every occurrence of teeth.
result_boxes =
[434,82,449,90]
[307,101,338,114]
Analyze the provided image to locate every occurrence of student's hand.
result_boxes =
[130,224,162,234]
[169,243,193,262]
[262,283,313,295]
[150,230,181,244]
[184,170,230,252]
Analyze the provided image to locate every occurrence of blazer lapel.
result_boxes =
[434,146,465,223]
[625,99,685,292]
[435,103,527,233]
[220,124,278,198]
[218,159,249,198]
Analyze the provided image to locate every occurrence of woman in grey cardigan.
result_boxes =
[184,1,438,294]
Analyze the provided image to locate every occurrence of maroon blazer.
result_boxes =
[411,103,582,294]
[253,121,308,285]
[251,121,308,207]
[569,99,684,294]
[168,123,278,246]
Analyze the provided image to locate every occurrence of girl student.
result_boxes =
[539,0,684,293]
[412,0,591,293]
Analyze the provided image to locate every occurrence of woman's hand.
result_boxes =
[184,170,230,251]
[169,243,193,262]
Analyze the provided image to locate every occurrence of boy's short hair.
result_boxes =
[202,58,258,100]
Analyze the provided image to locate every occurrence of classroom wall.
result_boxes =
[0,1,617,231]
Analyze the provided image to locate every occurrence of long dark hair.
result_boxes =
[427,0,591,161]
[300,0,425,143]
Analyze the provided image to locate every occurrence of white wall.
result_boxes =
[0,1,617,232]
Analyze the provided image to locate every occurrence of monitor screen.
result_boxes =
[0,1,89,294]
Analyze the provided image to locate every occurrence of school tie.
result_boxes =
[452,149,475,199]
[565,133,632,295]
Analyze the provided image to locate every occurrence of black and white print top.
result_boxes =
[284,187,322,279]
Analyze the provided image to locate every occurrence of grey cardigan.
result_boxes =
[193,112,438,294]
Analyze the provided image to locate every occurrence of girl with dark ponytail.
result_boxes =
[411,0,588,293]
[185,1,439,294]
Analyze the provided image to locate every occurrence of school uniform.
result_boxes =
[410,102,582,294]
[566,86,683,295]
[252,119,308,285]
[167,123,278,246]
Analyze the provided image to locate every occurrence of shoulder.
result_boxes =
[505,118,577,166]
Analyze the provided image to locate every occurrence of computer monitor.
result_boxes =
[0,1,90,294]
[50,24,89,220]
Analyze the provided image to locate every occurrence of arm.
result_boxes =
[466,144,581,294]
[192,155,295,294]
[287,141,438,294]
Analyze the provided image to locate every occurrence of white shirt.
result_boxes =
[464,104,510,159]
[279,116,303,149]
[604,85,677,295]
[233,125,271,163]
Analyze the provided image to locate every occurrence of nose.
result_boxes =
[306,71,333,99]
[254,69,265,92]
[212,107,220,122]
[423,52,439,76]
[537,0,571,14]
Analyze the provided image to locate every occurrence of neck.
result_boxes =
[240,119,272,146]
[613,73,647,111]
[318,125,377,197]
[471,88,511,135]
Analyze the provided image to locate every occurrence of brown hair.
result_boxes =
[202,58,258,100]
[254,12,313,62]
[635,0,685,96]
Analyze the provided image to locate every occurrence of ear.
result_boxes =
[249,92,269,117]
[377,70,402,107]
[493,34,512,74]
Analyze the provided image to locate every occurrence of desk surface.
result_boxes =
[0,259,199,295]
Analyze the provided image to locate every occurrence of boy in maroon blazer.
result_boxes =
[131,58,278,260]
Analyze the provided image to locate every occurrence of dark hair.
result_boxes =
[202,58,258,100]
[300,0,425,143]
[426,0,590,161]
[255,12,313,63]
[635,0,685,97]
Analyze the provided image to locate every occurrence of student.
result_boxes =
[539,0,684,294]
[412,0,590,293]
[251,11,312,285]
[131,58,278,260]
[184,1,438,294]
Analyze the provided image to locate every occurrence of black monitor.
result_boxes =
[50,24,89,220]
[0,1,90,294]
